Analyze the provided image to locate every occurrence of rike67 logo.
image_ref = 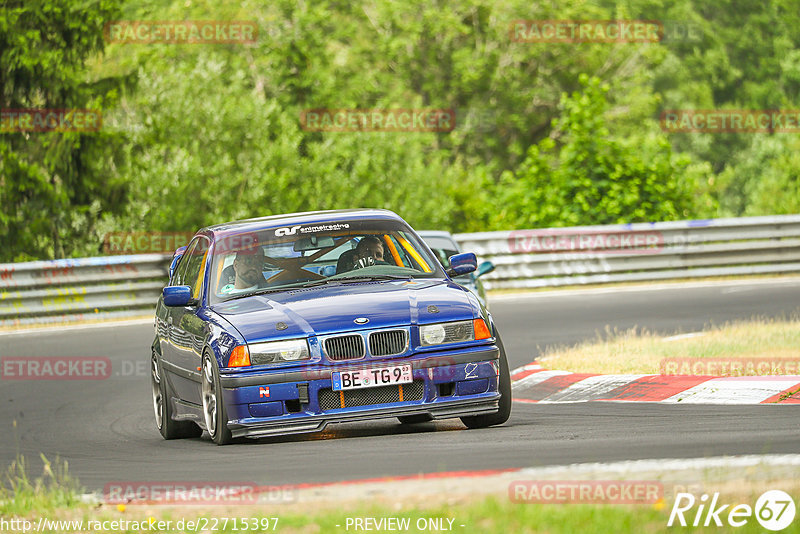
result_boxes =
[668,490,796,531]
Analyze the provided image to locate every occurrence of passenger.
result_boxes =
[336,249,359,274]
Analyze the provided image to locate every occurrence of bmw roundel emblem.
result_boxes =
[354,317,369,325]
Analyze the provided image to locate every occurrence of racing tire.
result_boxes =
[397,414,434,424]
[152,347,202,440]
[460,330,511,429]
[202,352,233,445]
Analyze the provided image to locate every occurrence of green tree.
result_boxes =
[5,0,800,261]
[717,135,800,216]
[490,76,711,229]
[111,46,463,234]
[104,0,670,237]
[0,0,128,261]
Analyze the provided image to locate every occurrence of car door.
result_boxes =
[157,246,187,365]
[163,236,211,405]
[159,242,192,370]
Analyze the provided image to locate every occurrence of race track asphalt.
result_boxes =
[1,278,798,491]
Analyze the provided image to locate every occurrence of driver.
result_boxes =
[353,236,388,269]
[219,247,268,294]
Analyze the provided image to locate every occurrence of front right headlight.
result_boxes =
[248,339,310,365]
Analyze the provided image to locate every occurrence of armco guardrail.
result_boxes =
[454,214,800,290]
[0,254,170,327]
[2,215,800,326]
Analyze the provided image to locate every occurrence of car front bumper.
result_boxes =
[219,346,500,439]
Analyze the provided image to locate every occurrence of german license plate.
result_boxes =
[332,364,412,391]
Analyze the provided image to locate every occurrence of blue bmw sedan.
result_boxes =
[152,209,510,444]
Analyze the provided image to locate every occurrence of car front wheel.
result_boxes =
[460,330,511,429]
[202,353,233,445]
[152,348,202,440]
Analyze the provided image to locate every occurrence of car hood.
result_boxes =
[211,279,475,343]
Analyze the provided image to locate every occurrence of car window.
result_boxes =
[172,240,197,286]
[430,246,459,268]
[420,236,460,268]
[208,220,444,303]
[177,237,209,299]
[384,235,412,268]
[168,252,185,286]
[420,235,474,283]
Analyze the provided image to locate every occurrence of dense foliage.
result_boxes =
[1,0,128,261]
[1,0,799,260]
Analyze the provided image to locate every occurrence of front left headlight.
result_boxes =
[248,339,310,365]
[419,319,491,346]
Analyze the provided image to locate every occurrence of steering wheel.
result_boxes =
[352,256,375,270]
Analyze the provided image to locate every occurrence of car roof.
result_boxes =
[198,209,404,240]
[417,230,455,239]
[417,230,460,247]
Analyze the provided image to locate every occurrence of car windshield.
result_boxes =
[208,219,445,303]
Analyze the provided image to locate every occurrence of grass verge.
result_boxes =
[0,454,84,517]
[6,488,800,533]
[535,317,800,375]
[2,453,800,533]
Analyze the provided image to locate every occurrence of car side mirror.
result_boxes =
[163,285,195,307]
[168,245,187,280]
[446,252,477,277]
[476,260,495,279]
